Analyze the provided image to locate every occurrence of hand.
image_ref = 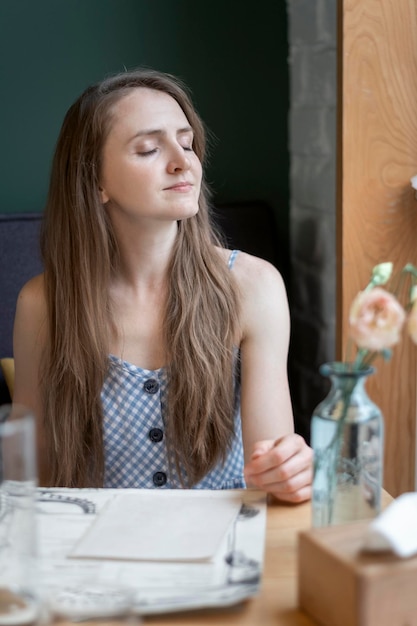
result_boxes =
[243,434,313,503]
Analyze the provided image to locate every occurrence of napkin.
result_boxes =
[411,174,417,199]
[363,492,417,557]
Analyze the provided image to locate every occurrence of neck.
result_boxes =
[110,216,179,287]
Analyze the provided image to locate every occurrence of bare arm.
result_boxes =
[233,252,312,503]
[13,274,50,484]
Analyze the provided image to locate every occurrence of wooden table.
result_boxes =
[144,491,393,626]
[145,499,316,626]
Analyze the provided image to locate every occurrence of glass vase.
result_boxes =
[311,362,384,527]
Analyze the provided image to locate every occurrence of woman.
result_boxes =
[13,68,312,501]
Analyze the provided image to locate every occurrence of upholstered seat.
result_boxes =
[0,213,43,404]
[0,358,14,399]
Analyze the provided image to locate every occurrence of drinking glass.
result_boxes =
[47,582,142,624]
[0,404,39,625]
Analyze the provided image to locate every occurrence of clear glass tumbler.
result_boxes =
[0,404,39,625]
[48,582,142,625]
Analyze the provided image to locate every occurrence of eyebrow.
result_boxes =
[129,126,193,142]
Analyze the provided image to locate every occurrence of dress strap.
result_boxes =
[227,249,240,270]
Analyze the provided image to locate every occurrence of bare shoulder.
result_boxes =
[230,250,287,299]
[17,272,46,305]
[15,273,47,332]
[224,250,290,341]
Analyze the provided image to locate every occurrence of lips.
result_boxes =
[164,182,193,191]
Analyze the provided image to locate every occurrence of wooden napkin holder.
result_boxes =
[298,520,417,626]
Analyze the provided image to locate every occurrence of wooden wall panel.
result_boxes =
[338,0,417,496]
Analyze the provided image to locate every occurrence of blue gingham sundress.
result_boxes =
[101,250,245,489]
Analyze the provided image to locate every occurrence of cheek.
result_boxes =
[101,160,147,200]
[193,159,203,185]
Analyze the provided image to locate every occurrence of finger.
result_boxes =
[245,451,313,490]
[250,440,275,460]
[270,483,312,504]
[251,466,312,501]
[246,435,311,476]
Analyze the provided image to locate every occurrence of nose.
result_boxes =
[167,145,191,174]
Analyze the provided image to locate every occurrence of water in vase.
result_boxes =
[311,409,383,527]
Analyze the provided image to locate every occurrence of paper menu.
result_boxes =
[37,487,266,614]
[70,490,242,562]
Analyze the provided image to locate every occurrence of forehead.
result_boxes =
[108,87,190,136]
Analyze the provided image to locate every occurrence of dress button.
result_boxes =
[149,428,164,443]
[143,378,159,394]
[153,471,167,487]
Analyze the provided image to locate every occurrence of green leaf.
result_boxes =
[381,348,392,361]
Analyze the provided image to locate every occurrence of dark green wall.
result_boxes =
[0,0,289,274]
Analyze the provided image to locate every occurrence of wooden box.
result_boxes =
[298,521,417,626]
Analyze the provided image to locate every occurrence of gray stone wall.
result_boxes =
[287,0,337,441]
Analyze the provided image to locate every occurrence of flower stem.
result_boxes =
[317,376,357,524]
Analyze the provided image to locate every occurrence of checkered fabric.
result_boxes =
[102,356,245,489]
[101,250,245,490]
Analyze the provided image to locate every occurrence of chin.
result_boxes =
[174,202,199,220]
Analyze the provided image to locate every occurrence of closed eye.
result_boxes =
[137,148,157,156]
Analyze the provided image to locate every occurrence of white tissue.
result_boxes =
[363,492,417,558]
[411,175,417,198]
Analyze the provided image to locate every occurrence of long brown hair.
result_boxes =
[40,68,240,487]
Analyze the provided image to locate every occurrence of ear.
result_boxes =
[98,186,109,204]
